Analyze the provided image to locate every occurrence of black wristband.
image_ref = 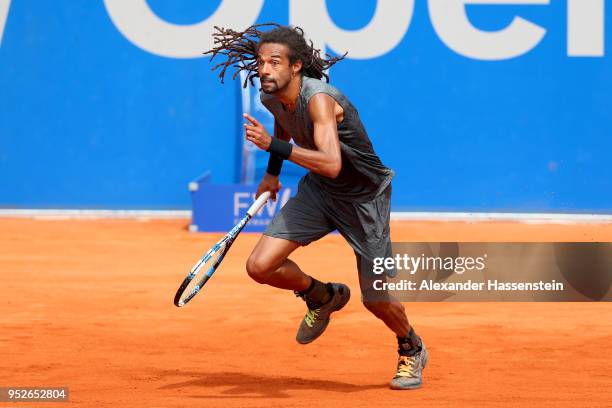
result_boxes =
[267,138,293,160]
[266,153,284,176]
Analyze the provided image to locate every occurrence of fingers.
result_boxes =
[245,127,271,151]
[244,125,261,141]
[245,137,259,149]
[243,118,271,150]
[270,182,282,202]
[244,126,260,144]
[242,113,260,127]
[245,130,260,144]
[246,135,264,150]
[256,188,277,201]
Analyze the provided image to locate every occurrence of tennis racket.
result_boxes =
[174,191,271,307]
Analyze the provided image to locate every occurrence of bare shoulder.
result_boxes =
[307,93,337,122]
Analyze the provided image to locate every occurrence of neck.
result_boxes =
[276,75,302,108]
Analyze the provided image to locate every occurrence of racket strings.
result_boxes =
[174,214,253,307]
[179,240,229,304]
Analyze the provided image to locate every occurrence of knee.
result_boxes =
[245,254,273,284]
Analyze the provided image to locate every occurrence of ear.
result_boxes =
[292,59,303,76]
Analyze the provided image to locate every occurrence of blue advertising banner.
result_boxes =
[0,1,610,213]
[190,180,297,233]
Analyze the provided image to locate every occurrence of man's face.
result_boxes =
[257,42,297,94]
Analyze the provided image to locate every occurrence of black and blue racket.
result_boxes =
[174,191,271,307]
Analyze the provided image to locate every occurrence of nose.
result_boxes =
[259,62,271,77]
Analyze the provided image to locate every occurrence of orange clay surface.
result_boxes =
[1,218,612,407]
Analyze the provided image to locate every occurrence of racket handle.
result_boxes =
[247,191,271,217]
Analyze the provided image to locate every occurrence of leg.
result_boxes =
[356,253,427,391]
[246,234,310,291]
[247,229,350,345]
[363,300,410,338]
[247,233,349,345]
[250,176,350,344]
[328,184,413,339]
[246,177,334,291]
[324,184,427,389]
[355,252,411,338]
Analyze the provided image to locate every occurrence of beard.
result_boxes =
[260,78,279,94]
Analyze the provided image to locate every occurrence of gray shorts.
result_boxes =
[264,174,394,301]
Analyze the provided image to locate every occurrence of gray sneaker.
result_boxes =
[389,343,428,390]
[296,283,350,344]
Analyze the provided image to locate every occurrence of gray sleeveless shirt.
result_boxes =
[260,76,394,202]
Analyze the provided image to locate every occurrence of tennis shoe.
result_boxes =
[389,342,428,390]
[295,282,350,344]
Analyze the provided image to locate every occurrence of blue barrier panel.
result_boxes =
[0,1,610,212]
[189,179,297,233]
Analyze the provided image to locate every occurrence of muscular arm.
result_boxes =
[287,93,342,179]
[244,94,342,179]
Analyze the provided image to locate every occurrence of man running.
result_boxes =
[205,24,427,390]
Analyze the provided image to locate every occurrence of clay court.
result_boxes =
[1,217,611,407]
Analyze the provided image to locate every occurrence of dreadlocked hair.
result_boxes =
[203,23,347,88]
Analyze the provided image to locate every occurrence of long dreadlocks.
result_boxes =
[204,23,347,88]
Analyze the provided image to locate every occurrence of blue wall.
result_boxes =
[0,1,610,212]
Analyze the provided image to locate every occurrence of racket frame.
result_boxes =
[174,192,271,307]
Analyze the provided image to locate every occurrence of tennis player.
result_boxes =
[206,24,427,390]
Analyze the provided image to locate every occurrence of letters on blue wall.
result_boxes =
[0,1,610,212]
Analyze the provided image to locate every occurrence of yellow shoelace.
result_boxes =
[304,308,320,328]
[396,355,417,377]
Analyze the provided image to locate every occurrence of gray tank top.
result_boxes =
[261,76,394,202]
